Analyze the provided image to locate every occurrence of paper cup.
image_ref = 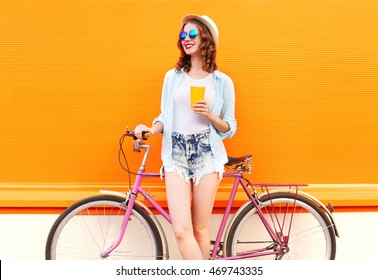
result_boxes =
[190,86,205,107]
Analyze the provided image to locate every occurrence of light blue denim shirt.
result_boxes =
[153,68,237,172]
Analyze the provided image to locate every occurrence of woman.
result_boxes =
[134,14,236,260]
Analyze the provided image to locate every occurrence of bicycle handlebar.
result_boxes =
[124,129,150,140]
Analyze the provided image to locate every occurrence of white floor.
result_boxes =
[0,211,377,260]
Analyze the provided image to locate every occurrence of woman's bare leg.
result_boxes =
[192,173,220,259]
[165,171,204,259]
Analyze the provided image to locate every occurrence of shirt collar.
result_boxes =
[177,68,222,79]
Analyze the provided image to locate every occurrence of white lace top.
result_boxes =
[172,72,216,134]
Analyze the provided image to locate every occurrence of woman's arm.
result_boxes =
[192,101,230,133]
[134,121,163,140]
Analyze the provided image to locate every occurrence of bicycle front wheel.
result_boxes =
[225,192,336,260]
[46,195,163,260]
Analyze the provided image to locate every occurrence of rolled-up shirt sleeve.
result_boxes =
[153,70,173,127]
[218,75,237,139]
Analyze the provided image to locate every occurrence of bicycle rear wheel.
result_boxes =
[45,195,163,260]
[225,192,336,260]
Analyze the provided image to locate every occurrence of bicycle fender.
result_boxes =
[99,190,170,259]
[257,189,340,238]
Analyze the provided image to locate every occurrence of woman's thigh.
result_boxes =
[191,172,220,228]
[165,171,193,231]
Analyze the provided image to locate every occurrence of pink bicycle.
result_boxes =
[46,129,338,260]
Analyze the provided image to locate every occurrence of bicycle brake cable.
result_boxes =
[118,134,133,190]
[118,133,156,190]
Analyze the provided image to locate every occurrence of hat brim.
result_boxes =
[181,14,218,47]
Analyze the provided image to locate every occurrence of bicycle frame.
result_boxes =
[102,143,304,260]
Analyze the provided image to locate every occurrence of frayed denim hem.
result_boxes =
[163,165,224,186]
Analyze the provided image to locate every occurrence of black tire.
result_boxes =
[46,195,163,260]
[225,192,336,260]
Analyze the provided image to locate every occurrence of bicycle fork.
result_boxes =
[100,190,137,258]
[101,170,147,258]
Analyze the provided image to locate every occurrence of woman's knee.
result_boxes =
[193,224,210,239]
[172,225,193,241]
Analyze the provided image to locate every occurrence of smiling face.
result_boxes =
[180,22,201,57]
[176,19,217,73]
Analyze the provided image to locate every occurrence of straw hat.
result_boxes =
[181,14,219,47]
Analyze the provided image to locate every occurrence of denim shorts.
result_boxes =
[164,130,219,185]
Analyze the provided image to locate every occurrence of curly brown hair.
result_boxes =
[175,19,217,73]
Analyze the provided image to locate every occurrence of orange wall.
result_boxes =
[1,0,378,185]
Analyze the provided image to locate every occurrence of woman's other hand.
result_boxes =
[134,124,151,140]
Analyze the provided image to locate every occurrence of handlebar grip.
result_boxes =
[142,132,150,140]
[131,131,150,140]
